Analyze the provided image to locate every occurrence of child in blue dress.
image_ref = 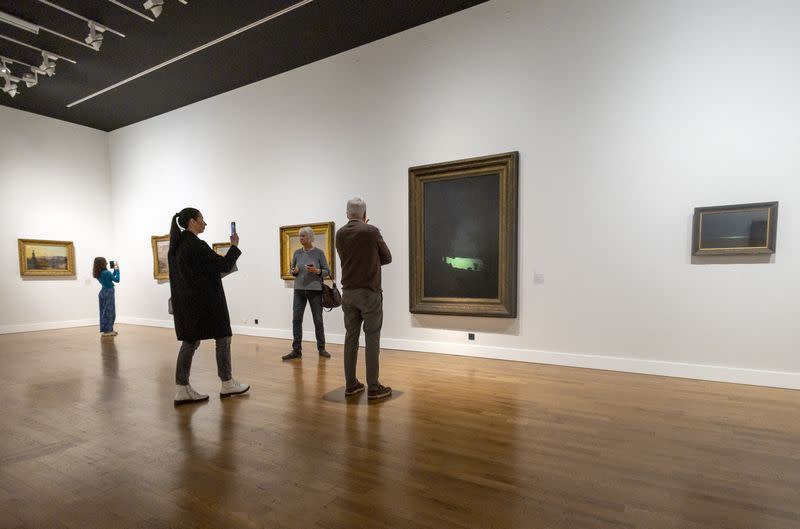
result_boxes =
[92,257,120,337]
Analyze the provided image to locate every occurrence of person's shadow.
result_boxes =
[99,339,120,402]
[170,396,249,527]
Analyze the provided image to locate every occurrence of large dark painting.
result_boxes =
[692,202,778,256]
[409,152,518,317]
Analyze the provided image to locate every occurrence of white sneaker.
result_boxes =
[220,378,250,398]
[174,384,209,405]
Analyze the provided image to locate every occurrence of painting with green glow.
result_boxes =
[423,173,499,299]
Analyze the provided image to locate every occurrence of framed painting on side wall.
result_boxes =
[18,239,76,277]
[279,222,335,280]
[692,202,778,256]
[409,151,519,317]
[151,234,170,280]
[212,242,232,256]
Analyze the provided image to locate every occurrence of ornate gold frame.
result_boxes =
[409,152,518,317]
[18,238,76,277]
[279,222,335,280]
[150,234,170,280]
[212,242,232,256]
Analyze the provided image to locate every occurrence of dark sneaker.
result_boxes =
[345,381,365,396]
[368,385,392,400]
[282,351,302,361]
[318,350,331,358]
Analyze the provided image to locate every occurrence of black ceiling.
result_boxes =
[0,0,486,131]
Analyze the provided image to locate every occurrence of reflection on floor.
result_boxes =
[0,324,798,529]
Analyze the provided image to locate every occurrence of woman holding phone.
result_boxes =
[168,207,249,405]
[282,226,331,360]
[92,257,120,337]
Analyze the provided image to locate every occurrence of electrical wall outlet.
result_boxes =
[255,318,259,325]
[468,333,475,341]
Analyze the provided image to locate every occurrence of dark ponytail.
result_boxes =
[170,207,201,250]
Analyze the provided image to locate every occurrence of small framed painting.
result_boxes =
[151,234,170,280]
[692,202,778,256]
[18,239,76,276]
[212,242,232,256]
[279,222,335,280]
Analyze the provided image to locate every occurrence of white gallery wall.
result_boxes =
[3,0,798,388]
[0,106,112,332]
[108,0,800,387]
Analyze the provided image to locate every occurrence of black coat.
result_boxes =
[168,231,242,341]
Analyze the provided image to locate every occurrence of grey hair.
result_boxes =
[346,197,367,220]
[298,226,315,242]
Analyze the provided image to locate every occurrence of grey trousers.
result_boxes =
[292,289,325,353]
[342,288,383,390]
[175,336,232,385]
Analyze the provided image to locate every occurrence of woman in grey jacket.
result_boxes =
[283,226,331,360]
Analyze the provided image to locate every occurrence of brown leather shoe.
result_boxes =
[367,385,392,400]
[282,351,302,360]
[345,381,365,396]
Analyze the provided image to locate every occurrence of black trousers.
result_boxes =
[292,289,325,353]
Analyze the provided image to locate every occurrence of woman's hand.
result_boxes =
[291,266,299,274]
[306,264,320,274]
[230,233,240,246]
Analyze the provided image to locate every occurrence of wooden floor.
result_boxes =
[0,325,798,529]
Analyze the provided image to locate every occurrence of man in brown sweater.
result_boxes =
[335,197,393,400]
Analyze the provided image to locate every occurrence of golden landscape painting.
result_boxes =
[151,235,170,280]
[212,242,231,256]
[18,239,75,277]
[278,222,335,280]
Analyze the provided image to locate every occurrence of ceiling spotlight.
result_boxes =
[22,71,37,88]
[39,51,58,76]
[2,75,19,97]
[143,0,164,18]
[85,20,106,50]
